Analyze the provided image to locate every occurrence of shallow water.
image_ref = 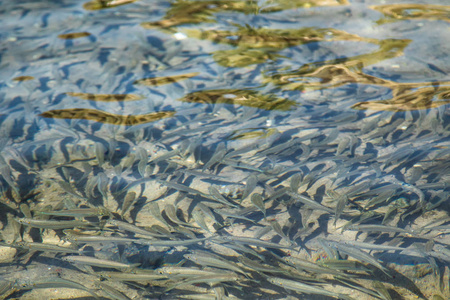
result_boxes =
[0,0,449,299]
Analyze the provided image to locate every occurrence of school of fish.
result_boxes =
[0,0,449,299]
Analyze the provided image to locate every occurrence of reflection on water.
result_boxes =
[178,89,295,111]
[40,108,175,125]
[66,92,143,102]
[83,0,138,10]
[57,32,92,40]
[134,72,200,86]
[372,4,450,24]
[12,76,35,82]
[0,0,450,299]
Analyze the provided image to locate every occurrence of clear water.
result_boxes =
[0,0,449,299]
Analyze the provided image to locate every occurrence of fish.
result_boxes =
[96,172,109,201]
[267,276,351,299]
[289,173,303,192]
[335,277,382,299]
[343,240,409,252]
[17,277,99,299]
[37,207,111,218]
[62,255,140,269]
[19,203,32,219]
[164,204,196,228]
[214,235,295,250]
[157,266,229,276]
[119,191,136,217]
[241,175,257,201]
[345,224,411,234]
[97,281,131,300]
[326,189,348,226]
[148,202,172,229]
[40,108,175,125]
[98,271,167,281]
[268,219,292,245]
[7,241,80,254]
[165,272,242,292]
[15,218,96,230]
[195,203,219,225]
[384,175,425,209]
[202,142,226,171]
[184,252,246,276]
[286,191,334,213]
[213,208,256,223]
[208,186,240,208]
[371,281,392,300]
[318,259,371,273]
[283,256,344,276]
[238,256,287,274]
[137,236,209,248]
[191,209,211,233]
[250,193,266,218]
[156,179,207,197]
[95,142,106,166]
[330,241,391,277]
[0,280,15,298]
[106,219,166,238]
[56,180,85,199]
[64,231,137,244]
